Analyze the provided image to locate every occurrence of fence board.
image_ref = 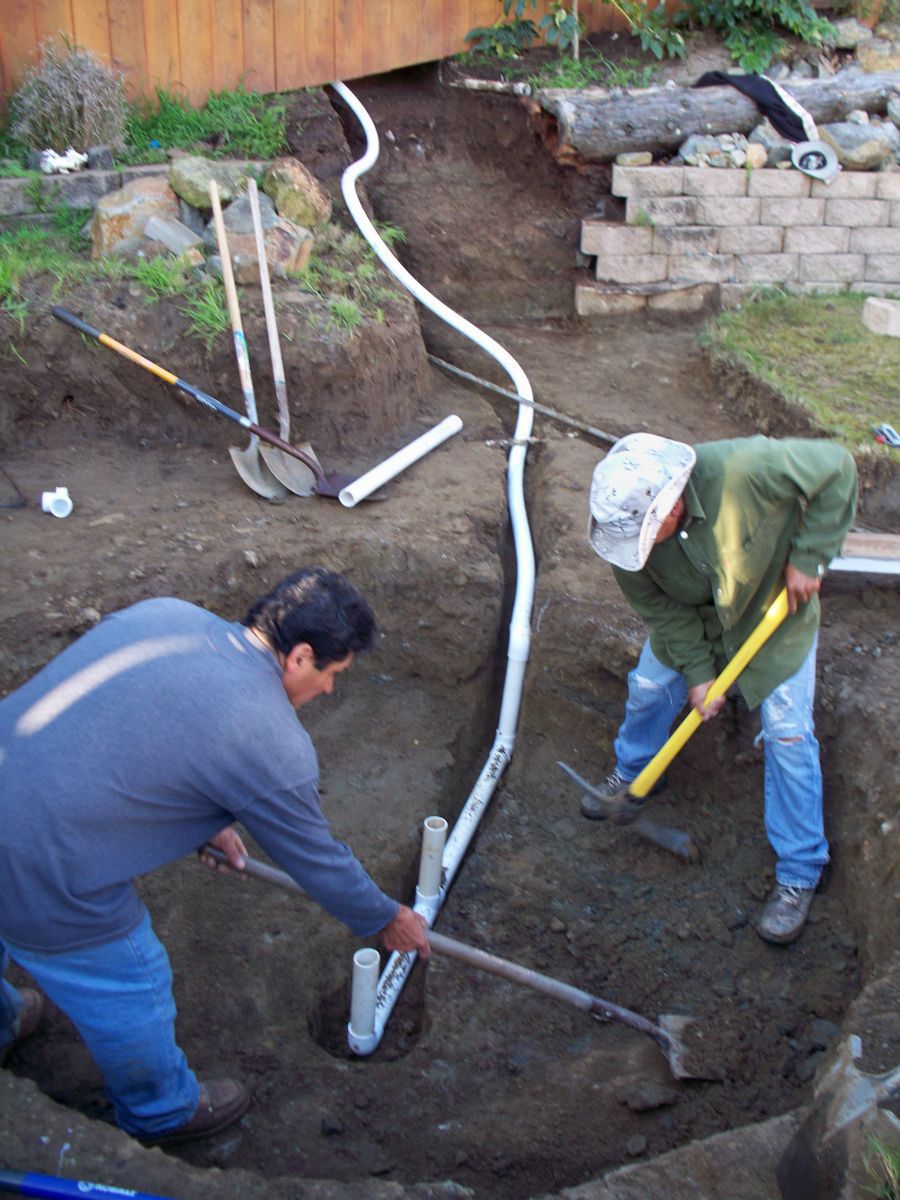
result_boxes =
[242,0,275,93]
[212,0,243,93]
[141,0,178,98]
[1,0,673,107]
[34,0,75,45]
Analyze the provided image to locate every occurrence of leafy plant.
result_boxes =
[539,2,584,55]
[124,84,287,163]
[677,0,836,71]
[9,36,127,153]
[608,0,687,60]
[465,18,538,56]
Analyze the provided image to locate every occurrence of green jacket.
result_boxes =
[612,437,858,709]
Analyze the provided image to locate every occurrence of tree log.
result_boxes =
[531,71,899,164]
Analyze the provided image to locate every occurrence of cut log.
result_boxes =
[530,71,899,164]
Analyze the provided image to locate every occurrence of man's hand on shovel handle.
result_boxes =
[689,681,726,722]
[785,562,821,614]
[198,826,248,876]
[381,905,431,959]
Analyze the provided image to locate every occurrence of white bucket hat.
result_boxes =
[588,433,696,571]
[790,140,840,183]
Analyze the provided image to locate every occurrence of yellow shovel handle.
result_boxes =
[628,587,790,799]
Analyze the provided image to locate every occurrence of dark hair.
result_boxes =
[243,567,376,667]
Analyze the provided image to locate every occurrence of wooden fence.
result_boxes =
[0,0,648,107]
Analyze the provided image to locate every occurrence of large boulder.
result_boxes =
[820,120,898,170]
[262,156,332,228]
[90,176,179,258]
[205,215,314,282]
[169,156,248,209]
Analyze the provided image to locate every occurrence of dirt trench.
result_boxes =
[1,60,898,1200]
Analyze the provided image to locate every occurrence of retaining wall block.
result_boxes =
[0,178,31,217]
[734,253,800,282]
[825,198,890,226]
[647,283,718,314]
[718,225,785,254]
[575,282,647,316]
[651,225,718,255]
[849,226,900,254]
[747,171,812,198]
[862,295,900,335]
[759,197,826,226]
[682,168,748,198]
[893,201,900,225]
[39,170,121,209]
[720,282,761,308]
[849,282,900,297]
[865,255,900,281]
[120,164,171,186]
[595,254,668,284]
[668,253,735,283]
[876,175,900,201]
[626,195,698,226]
[788,281,850,295]
[612,164,684,198]
[811,174,879,200]
[784,226,852,254]
[798,253,866,282]
[693,196,762,226]
[581,219,653,256]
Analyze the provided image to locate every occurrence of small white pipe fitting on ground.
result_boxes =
[41,487,72,518]
[347,946,381,1056]
[416,816,448,915]
[339,415,463,508]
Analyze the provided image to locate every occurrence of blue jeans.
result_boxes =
[0,912,199,1136]
[614,636,826,889]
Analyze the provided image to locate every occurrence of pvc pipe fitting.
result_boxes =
[338,415,463,508]
[41,487,72,518]
[416,816,448,901]
[347,947,381,1056]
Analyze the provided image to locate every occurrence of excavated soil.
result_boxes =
[1,55,898,1200]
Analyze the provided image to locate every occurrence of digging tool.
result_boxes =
[246,176,320,497]
[574,587,791,827]
[557,759,699,862]
[208,179,288,501]
[51,307,362,500]
[201,845,714,1081]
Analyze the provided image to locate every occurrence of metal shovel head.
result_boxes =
[657,1013,723,1082]
[229,441,290,501]
[259,443,318,497]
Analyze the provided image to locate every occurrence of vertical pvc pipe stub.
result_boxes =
[348,946,380,1056]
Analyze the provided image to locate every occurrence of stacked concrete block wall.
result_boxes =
[0,165,169,232]
[577,164,900,316]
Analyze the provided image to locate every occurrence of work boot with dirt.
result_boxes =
[138,1078,251,1146]
[0,988,44,1066]
[756,884,815,944]
[580,766,666,824]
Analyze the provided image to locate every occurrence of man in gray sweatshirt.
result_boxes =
[0,566,429,1144]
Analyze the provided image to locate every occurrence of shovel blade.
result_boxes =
[259,443,317,497]
[658,1013,723,1082]
[229,445,290,501]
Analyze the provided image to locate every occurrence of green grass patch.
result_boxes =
[291,221,405,334]
[123,84,287,164]
[700,290,900,452]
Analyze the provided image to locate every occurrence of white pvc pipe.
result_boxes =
[416,816,448,903]
[334,80,536,1056]
[348,947,381,1055]
[339,415,463,508]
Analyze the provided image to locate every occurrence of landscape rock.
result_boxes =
[856,32,900,72]
[90,175,179,258]
[820,121,897,170]
[262,156,332,228]
[169,155,248,210]
[143,214,203,256]
[204,214,313,281]
[829,17,873,49]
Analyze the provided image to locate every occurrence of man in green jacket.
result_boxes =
[584,433,857,944]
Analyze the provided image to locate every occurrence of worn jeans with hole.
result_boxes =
[613,635,826,889]
[0,911,199,1136]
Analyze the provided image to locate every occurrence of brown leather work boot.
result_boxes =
[139,1078,250,1146]
[0,988,44,1066]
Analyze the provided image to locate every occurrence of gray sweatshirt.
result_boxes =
[0,598,398,952]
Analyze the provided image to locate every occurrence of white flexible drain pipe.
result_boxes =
[332,81,537,1055]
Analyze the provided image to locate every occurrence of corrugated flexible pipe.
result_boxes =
[331,81,536,1055]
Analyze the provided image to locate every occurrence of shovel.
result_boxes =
[201,845,714,1081]
[246,177,320,497]
[573,587,791,826]
[208,179,288,501]
[51,307,360,500]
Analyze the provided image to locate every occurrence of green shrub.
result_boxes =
[677,0,835,72]
[9,36,127,153]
